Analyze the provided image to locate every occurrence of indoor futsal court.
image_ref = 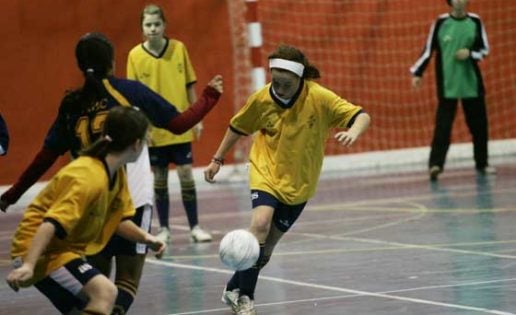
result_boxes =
[1,156,515,315]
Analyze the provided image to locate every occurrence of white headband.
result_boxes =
[269,58,305,77]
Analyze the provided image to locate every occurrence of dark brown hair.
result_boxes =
[64,32,114,115]
[268,44,320,79]
[81,106,149,158]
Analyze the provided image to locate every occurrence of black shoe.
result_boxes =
[477,166,496,175]
[429,166,442,181]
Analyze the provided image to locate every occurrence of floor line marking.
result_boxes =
[147,259,515,315]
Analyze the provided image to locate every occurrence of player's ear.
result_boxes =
[131,138,143,152]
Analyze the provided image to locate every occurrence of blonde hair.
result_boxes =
[140,4,166,25]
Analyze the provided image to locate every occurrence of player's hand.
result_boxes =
[455,48,470,61]
[208,75,223,94]
[0,198,10,212]
[204,162,221,183]
[193,123,203,140]
[146,235,166,259]
[334,131,359,147]
[411,76,422,89]
[6,263,33,292]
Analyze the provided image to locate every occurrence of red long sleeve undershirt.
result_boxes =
[166,86,220,134]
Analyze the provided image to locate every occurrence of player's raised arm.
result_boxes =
[166,75,223,134]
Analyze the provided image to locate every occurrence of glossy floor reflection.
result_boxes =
[1,160,516,315]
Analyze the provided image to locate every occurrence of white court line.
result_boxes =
[341,236,516,260]
[147,259,515,315]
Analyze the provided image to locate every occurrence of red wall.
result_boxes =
[0,0,235,184]
[1,1,515,185]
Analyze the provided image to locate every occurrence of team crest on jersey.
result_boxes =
[307,115,316,128]
[177,62,184,73]
[264,114,280,136]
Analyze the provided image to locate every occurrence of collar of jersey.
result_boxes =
[269,79,304,109]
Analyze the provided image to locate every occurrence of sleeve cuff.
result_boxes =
[43,217,67,239]
[471,51,484,60]
[229,125,249,136]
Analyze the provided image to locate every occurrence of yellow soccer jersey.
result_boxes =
[230,80,362,205]
[11,156,135,284]
[127,38,196,146]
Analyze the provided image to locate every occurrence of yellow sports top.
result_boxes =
[127,39,197,146]
[230,81,362,205]
[11,156,135,284]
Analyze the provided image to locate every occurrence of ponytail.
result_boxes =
[80,135,113,159]
[82,68,108,105]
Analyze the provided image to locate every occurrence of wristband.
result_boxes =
[212,156,224,166]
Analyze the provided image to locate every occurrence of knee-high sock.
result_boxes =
[180,179,198,228]
[226,271,240,291]
[154,166,170,228]
[111,288,134,315]
[112,254,144,314]
[228,244,266,300]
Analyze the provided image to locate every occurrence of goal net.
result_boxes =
[228,0,516,168]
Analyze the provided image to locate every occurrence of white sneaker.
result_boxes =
[156,227,170,243]
[221,287,240,314]
[237,295,256,315]
[191,225,212,242]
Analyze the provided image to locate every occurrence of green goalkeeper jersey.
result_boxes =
[439,16,478,98]
[410,13,489,99]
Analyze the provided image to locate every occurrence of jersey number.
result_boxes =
[75,110,109,147]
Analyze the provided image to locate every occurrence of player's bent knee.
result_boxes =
[251,220,271,238]
[84,276,118,309]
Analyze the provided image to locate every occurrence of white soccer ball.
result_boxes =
[219,229,260,271]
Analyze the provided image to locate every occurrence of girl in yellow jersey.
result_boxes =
[204,44,371,315]
[6,107,165,315]
[127,4,212,243]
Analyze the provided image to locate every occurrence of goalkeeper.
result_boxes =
[410,0,494,181]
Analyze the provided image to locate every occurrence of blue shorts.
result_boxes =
[34,258,101,313]
[149,142,193,167]
[98,205,152,257]
[251,190,307,232]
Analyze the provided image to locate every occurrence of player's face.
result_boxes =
[451,0,468,10]
[271,69,301,100]
[142,14,165,41]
